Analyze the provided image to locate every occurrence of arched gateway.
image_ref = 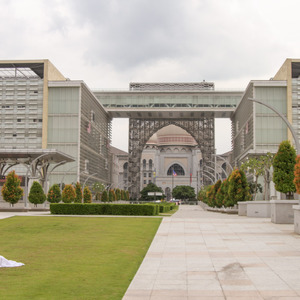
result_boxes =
[128,118,214,198]
[94,82,243,198]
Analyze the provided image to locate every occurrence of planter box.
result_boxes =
[293,205,300,234]
[246,201,271,218]
[270,200,298,224]
[238,202,247,216]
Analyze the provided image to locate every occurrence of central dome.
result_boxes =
[147,125,197,146]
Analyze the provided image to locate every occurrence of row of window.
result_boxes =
[142,159,153,170]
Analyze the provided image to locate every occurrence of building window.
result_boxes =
[142,159,146,170]
[144,180,146,184]
[91,110,95,122]
[149,172,152,177]
[148,180,152,184]
[144,172,146,178]
[85,159,89,173]
[167,163,185,176]
[149,159,153,170]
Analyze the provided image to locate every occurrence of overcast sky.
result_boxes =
[1,0,299,153]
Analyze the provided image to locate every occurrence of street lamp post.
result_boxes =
[248,98,300,155]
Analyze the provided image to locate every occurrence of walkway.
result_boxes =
[123,205,300,300]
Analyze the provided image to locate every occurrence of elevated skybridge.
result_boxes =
[93,86,244,119]
[93,82,244,198]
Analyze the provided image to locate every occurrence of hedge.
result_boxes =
[158,203,176,213]
[50,203,159,216]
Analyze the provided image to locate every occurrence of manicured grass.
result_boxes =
[0,216,162,300]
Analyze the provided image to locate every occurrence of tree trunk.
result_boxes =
[253,176,258,201]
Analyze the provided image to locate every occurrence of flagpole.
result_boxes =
[172,167,174,199]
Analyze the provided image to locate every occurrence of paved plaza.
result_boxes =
[123,205,300,300]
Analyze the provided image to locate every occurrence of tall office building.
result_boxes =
[0,60,111,191]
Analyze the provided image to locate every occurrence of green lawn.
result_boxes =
[0,216,162,300]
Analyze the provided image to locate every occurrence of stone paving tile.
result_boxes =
[122,205,300,299]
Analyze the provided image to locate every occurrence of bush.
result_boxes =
[29,181,46,207]
[47,184,62,203]
[50,203,159,216]
[109,189,116,202]
[294,155,300,194]
[227,169,250,207]
[62,184,76,203]
[74,182,82,203]
[115,188,121,200]
[215,178,229,208]
[197,186,210,204]
[83,186,92,203]
[1,170,23,206]
[101,190,108,202]
[273,140,296,199]
[158,202,176,213]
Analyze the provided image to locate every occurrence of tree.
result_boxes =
[227,169,250,207]
[1,170,23,207]
[261,153,274,200]
[241,157,264,201]
[83,186,92,203]
[47,184,62,203]
[241,153,274,200]
[294,155,300,194]
[92,182,105,200]
[62,184,76,203]
[125,190,129,201]
[197,186,210,204]
[206,180,222,207]
[108,189,116,202]
[215,179,229,208]
[74,182,82,203]
[115,188,121,200]
[101,190,108,202]
[121,190,125,200]
[273,140,296,199]
[140,183,164,201]
[172,185,196,202]
[28,181,46,207]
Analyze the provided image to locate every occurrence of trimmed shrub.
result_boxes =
[50,203,159,216]
[109,189,116,202]
[197,186,210,204]
[115,188,121,200]
[62,184,76,203]
[227,169,250,207]
[158,202,176,213]
[215,178,229,208]
[47,184,62,203]
[1,170,23,206]
[294,155,300,194]
[101,190,108,202]
[273,140,296,199]
[29,181,46,207]
[83,186,92,203]
[74,182,82,203]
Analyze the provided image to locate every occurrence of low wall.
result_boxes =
[246,201,271,218]
[270,200,298,224]
[293,205,300,234]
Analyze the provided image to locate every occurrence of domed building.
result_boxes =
[140,125,202,200]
